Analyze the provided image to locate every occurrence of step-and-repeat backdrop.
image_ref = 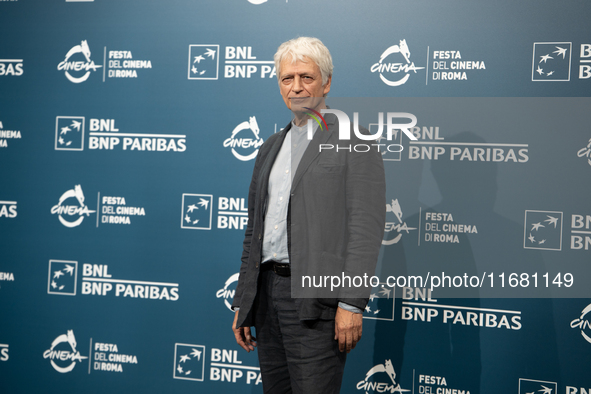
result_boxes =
[1,1,590,393]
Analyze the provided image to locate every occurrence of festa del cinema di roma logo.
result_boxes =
[371,39,424,87]
[571,303,591,344]
[51,185,96,228]
[216,273,239,311]
[58,40,102,83]
[357,359,409,393]
[223,116,264,161]
[43,330,88,373]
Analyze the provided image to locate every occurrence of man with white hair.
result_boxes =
[232,37,385,393]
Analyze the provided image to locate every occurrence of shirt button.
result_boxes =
[273,253,277,257]
[279,197,283,201]
[274,225,278,229]
[285,169,289,174]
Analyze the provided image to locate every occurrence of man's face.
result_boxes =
[278,56,331,114]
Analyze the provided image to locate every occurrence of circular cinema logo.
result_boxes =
[43,330,88,373]
[50,185,96,228]
[571,303,591,344]
[356,359,410,394]
[371,40,424,87]
[216,273,239,311]
[223,116,264,161]
[57,40,102,83]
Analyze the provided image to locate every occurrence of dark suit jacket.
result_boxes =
[233,113,386,327]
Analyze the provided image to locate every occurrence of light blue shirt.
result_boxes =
[261,120,361,314]
[262,121,315,263]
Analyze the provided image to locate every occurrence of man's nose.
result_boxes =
[292,76,303,93]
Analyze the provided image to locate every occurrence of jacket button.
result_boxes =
[258,233,262,239]
[255,263,259,268]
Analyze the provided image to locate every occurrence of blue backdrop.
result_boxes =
[1,1,590,393]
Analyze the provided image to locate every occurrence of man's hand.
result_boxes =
[334,306,363,353]
[232,310,257,352]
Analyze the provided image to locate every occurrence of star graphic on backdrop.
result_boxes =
[374,309,380,314]
[198,198,210,210]
[192,219,199,225]
[179,354,190,363]
[369,293,378,302]
[365,305,371,313]
[64,265,75,275]
[191,348,202,360]
[185,370,191,375]
[193,55,204,63]
[53,270,64,279]
[536,66,544,75]
[539,385,553,394]
[539,54,553,63]
[177,365,183,374]
[538,239,546,245]
[58,137,65,145]
[544,215,558,228]
[546,71,554,76]
[71,120,81,131]
[51,281,57,289]
[528,234,536,243]
[185,214,191,223]
[553,46,567,59]
[191,66,198,74]
[205,48,216,59]
[531,222,545,231]
[379,287,392,299]
[60,126,71,135]
[187,204,198,213]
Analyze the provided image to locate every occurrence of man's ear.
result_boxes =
[323,75,332,96]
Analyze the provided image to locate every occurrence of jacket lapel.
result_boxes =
[291,113,336,192]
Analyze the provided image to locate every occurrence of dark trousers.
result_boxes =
[253,269,346,394]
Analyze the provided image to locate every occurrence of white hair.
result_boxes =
[274,37,333,86]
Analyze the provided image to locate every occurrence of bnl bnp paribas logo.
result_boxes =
[524,210,591,251]
[371,39,424,87]
[523,210,563,251]
[58,40,102,83]
[187,44,275,80]
[55,116,84,150]
[532,42,572,81]
[532,42,591,81]
[173,344,205,381]
[181,194,247,230]
[54,116,186,152]
[48,260,78,296]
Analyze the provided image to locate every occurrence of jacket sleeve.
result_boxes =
[338,133,386,310]
[231,147,264,310]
